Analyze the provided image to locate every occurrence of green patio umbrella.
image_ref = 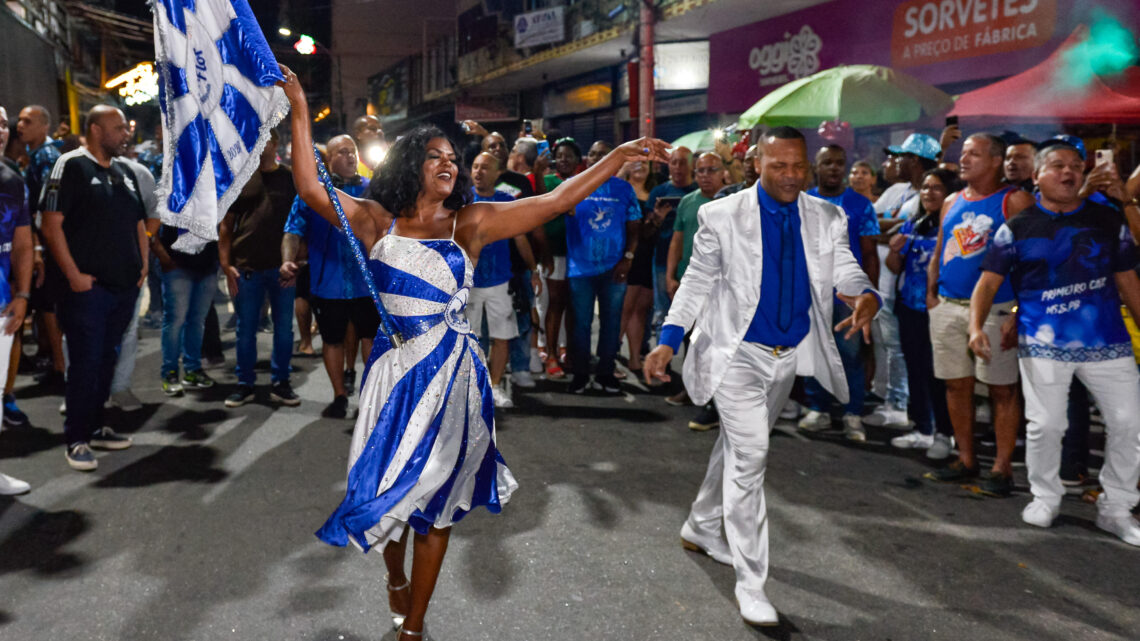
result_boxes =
[670,129,737,153]
[737,64,954,129]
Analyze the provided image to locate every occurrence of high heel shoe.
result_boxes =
[396,624,423,639]
[386,574,410,629]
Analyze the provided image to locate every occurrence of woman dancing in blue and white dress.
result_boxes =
[280,67,668,640]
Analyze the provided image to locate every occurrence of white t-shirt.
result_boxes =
[874,182,917,218]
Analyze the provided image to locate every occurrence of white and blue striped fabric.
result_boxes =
[152,0,289,251]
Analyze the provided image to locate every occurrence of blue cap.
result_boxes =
[884,133,941,161]
[1038,134,1086,161]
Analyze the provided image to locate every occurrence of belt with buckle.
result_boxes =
[939,296,970,307]
[756,343,792,357]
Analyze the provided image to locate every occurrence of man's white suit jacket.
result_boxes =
[663,183,878,407]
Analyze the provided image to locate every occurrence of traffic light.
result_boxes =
[294,34,316,55]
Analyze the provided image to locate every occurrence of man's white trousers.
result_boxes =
[684,341,798,591]
[1020,356,1140,517]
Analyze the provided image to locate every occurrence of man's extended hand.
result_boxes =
[834,291,880,342]
[1000,312,1018,351]
[969,328,992,363]
[643,344,675,385]
[69,272,96,293]
[224,265,241,297]
[279,260,299,288]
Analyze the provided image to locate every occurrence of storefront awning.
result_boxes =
[949,26,1140,124]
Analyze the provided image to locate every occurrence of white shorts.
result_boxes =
[468,282,519,340]
[543,255,567,281]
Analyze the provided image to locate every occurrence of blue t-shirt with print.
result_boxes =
[0,164,31,308]
[26,137,61,215]
[471,189,516,287]
[895,214,940,311]
[807,187,878,265]
[566,176,642,278]
[283,177,371,300]
[982,200,1139,363]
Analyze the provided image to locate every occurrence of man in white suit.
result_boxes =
[644,127,880,626]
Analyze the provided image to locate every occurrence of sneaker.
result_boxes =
[0,471,30,495]
[225,385,255,408]
[344,370,357,397]
[568,376,591,395]
[321,395,349,419]
[162,370,184,397]
[65,443,97,471]
[2,394,30,427]
[689,403,720,432]
[842,414,866,442]
[1021,498,1060,528]
[890,430,934,450]
[977,471,1015,498]
[529,348,544,374]
[923,460,980,483]
[798,410,831,432]
[926,433,953,460]
[1095,513,1140,547]
[779,400,802,421]
[59,399,66,415]
[1061,472,1095,487]
[595,375,622,395]
[511,371,537,389]
[181,370,216,389]
[975,401,992,424]
[863,403,909,428]
[270,381,301,407]
[491,383,513,408]
[664,390,691,406]
[110,390,143,412]
[90,427,132,450]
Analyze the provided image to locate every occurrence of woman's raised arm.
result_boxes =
[465,137,670,246]
[278,65,382,246]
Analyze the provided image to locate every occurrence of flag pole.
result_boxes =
[311,144,403,346]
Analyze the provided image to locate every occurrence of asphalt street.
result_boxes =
[1,312,1138,641]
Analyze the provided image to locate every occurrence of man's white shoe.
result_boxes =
[926,433,953,460]
[1095,513,1140,547]
[779,400,802,421]
[842,414,866,442]
[110,390,143,412]
[1021,499,1060,528]
[890,430,933,450]
[863,403,909,428]
[491,384,514,409]
[797,410,831,432]
[735,586,779,626]
[679,521,732,566]
[0,472,30,495]
[510,371,536,389]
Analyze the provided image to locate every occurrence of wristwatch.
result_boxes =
[623,251,635,260]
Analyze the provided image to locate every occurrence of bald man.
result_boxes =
[352,115,383,178]
[41,105,148,471]
[283,135,378,418]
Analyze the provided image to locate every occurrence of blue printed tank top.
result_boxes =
[937,186,1015,303]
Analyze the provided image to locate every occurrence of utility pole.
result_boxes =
[638,1,655,139]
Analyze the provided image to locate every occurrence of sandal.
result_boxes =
[397,625,424,639]
[387,574,411,628]
[544,357,565,379]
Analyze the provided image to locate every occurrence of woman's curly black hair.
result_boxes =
[365,125,473,216]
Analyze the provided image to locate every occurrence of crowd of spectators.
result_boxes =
[2,101,1139,546]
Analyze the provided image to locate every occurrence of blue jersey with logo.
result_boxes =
[284,178,371,300]
[937,186,1015,302]
[807,187,878,265]
[982,200,1139,362]
[0,164,31,308]
[895,213,940,312]
[471,189,516,287]
[566,176,642,278]
[26,137,61,215]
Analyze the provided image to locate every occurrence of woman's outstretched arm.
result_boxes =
[463,138,670,247]
[278,65,383,247]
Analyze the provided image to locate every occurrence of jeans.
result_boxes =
[161,268,217,376]
[508,271,534,374]
[111,292,142,395]
[58,284,139,445]
[872,305,909,408]
[895,302,952,437]
[233,268,295,385]
[804,302,865,415]
[568,267,627,379]
[145,254,163,315]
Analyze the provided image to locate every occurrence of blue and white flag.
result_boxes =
[152,0,289,251]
